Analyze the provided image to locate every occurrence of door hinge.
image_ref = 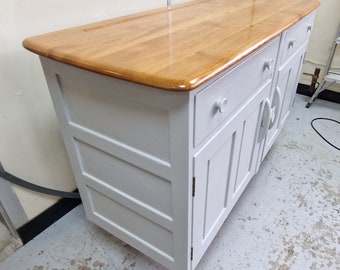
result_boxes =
[192,177,196,197]
[191,247,193,261]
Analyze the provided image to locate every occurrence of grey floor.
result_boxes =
[0,218,22,262]
[1,94,339,270]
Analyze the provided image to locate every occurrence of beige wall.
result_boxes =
[0,0,167,221]
[0,0,338,222]
[300,0,340,92]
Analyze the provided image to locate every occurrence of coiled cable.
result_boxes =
[311,117,340,151]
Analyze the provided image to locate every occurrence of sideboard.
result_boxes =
[23,0,319,269]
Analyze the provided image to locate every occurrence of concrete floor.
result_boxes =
[1,94,339,270]
[0,220,22,263]
[0,220,13,260]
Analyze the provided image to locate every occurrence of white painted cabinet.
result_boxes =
[192,80,272,268]
[191,37,279,267]
[39,12,315,270]
[262,13,315,158]
[277,47,306,128]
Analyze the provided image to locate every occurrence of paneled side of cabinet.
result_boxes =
[39,57,195,270]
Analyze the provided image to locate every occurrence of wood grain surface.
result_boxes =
[23,0,319,91]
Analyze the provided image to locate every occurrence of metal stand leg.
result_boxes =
[306,23,340,108]
[305,80,337,108]
[0,201,19,238]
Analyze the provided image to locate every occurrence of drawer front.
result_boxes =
[194,37,279,146]
[281,12,315,64]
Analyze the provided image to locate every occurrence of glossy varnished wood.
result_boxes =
[23,0,319,91]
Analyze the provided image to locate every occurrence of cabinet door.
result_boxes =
[262,44,307,158]
[191,81,271,268]
[277,47,306,127]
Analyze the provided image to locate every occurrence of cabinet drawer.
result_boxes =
[281,12,315,64]
[194,37,279,146]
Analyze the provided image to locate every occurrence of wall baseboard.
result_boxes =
[17,193,81,244]
[297,83,340,104]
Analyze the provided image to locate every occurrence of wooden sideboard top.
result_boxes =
[23,0,319,91]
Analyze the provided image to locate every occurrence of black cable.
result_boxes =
[0,169,80,199]
[311,117,340,151]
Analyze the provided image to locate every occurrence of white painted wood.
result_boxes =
[40,58,193,270]
[262,13,316,160]
[194,38,279,147]
[280,13,315,66]
[192,74,272,269]
[77,140,173,221]
[277,45,307,129]
[229,81,272,203]
[59,75,172,163]
[38,15,315,269]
